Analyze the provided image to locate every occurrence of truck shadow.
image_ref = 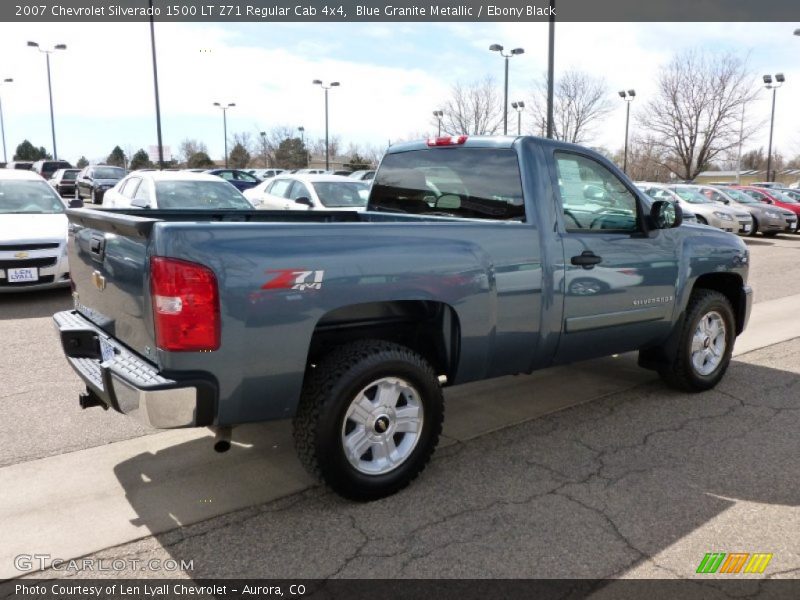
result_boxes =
[109,353,799,580]
[0,288,71,321]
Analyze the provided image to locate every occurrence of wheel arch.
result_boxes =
[306,300,461,384]
[692,272,747,335]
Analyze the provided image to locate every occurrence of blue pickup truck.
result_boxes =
[55,136,752,500]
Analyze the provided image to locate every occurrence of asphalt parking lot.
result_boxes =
[1,233,799,581]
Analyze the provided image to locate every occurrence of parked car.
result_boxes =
[0,169,72,292]
[6,161,33,171]
[691,184,794,237]
[749,182,784,189]
[76,165,126,204]
[56,135,751,500]
[48,168,81,197]
[330,170,353,176]
[637,186,697,224]
[639,183,751,234]
[244,174,369,211]
[775,188,800,203]
[348,170,376,181]
[731,185,800,226]
[103,171,254,210]
[32,159,73,181]
[205,168,261,192]
[249,168,286,180]
[294,168,327,175]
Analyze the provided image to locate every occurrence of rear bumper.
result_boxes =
[53,310,217,428]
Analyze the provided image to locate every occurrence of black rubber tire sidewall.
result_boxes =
[661,290,735,392]
[295,341,443,501]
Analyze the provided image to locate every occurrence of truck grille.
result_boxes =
[0,243,60,251]
[0,257,58,269]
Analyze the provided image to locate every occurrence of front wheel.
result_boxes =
[658,289,735,392]
[293,340,444,501]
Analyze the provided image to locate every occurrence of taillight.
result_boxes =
[426,135,468,147]
[150,256,220,352]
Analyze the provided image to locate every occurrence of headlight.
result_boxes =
[713,211,733,221]
[764,211,780,219]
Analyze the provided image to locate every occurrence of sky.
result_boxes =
[0,20,798,165]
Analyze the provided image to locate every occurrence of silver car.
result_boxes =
[637,184,749,234]
[695,185,795,237]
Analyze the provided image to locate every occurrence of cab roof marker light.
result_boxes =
[426,135,468,147]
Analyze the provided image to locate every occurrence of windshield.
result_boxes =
[769,189,798,204]
[723,188,757,204]
[155,180,253,209]
[673,187,711,204]
[312,181,369,207]
[0,180,65,214]
[94,167,125,180]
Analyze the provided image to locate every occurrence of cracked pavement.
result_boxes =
[24,338,799,581]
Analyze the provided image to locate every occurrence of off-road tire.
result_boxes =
[658,289,735,392]
[293,339,444,501]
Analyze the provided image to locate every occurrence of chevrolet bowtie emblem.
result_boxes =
[91,270,106,291]
[13,251,29,259]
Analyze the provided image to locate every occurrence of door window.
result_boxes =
[288,181,311,201]
[268,179,293,198]
[121,177,141,198]
[554,152,639,232]
[134,180,152,203]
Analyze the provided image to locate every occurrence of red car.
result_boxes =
[731,185,800,220]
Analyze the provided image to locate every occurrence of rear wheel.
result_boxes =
[658,289,735,392]
[696,215,708,225]
[749,217,759,237]
[293,340,444,500]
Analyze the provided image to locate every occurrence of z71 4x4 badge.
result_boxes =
[262,269,325,291]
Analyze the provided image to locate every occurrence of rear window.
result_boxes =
[154,180,252,209]
[369,148,525,220]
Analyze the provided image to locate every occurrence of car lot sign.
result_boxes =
[147,145,171,163]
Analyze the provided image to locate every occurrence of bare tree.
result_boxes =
[637,49,759,181]
[530,70,613,144]
[178,139,208,164]
[613,135,672,182]
[435,76,503,136]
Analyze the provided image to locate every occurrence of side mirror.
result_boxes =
[68,198,84,209]
[130,197,150,209]
[650,200,682,229]
[294,197,313,207]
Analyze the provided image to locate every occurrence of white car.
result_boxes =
[103,171,254,210]
[250,168,286,180]
[244,174,370,211]
[0,169,71,292]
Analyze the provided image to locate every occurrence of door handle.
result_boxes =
[571,251,602,268]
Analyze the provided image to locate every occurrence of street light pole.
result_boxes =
[213,102,235,168]
[0,78,12,164]
[259,131,267,167]
[27,41,66,160]
[298,126,305,145]
[432,110,443,136]
[489,44,524,135]
[763,73,785,183]
[313,80,340,171]
[618,89,636,174]
[148,0,164,170]
[511,101,525,135]
[546,0,555,139]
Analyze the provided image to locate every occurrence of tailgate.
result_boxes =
[67,209,158,360]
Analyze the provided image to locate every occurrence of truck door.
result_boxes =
[548,149,679,363]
